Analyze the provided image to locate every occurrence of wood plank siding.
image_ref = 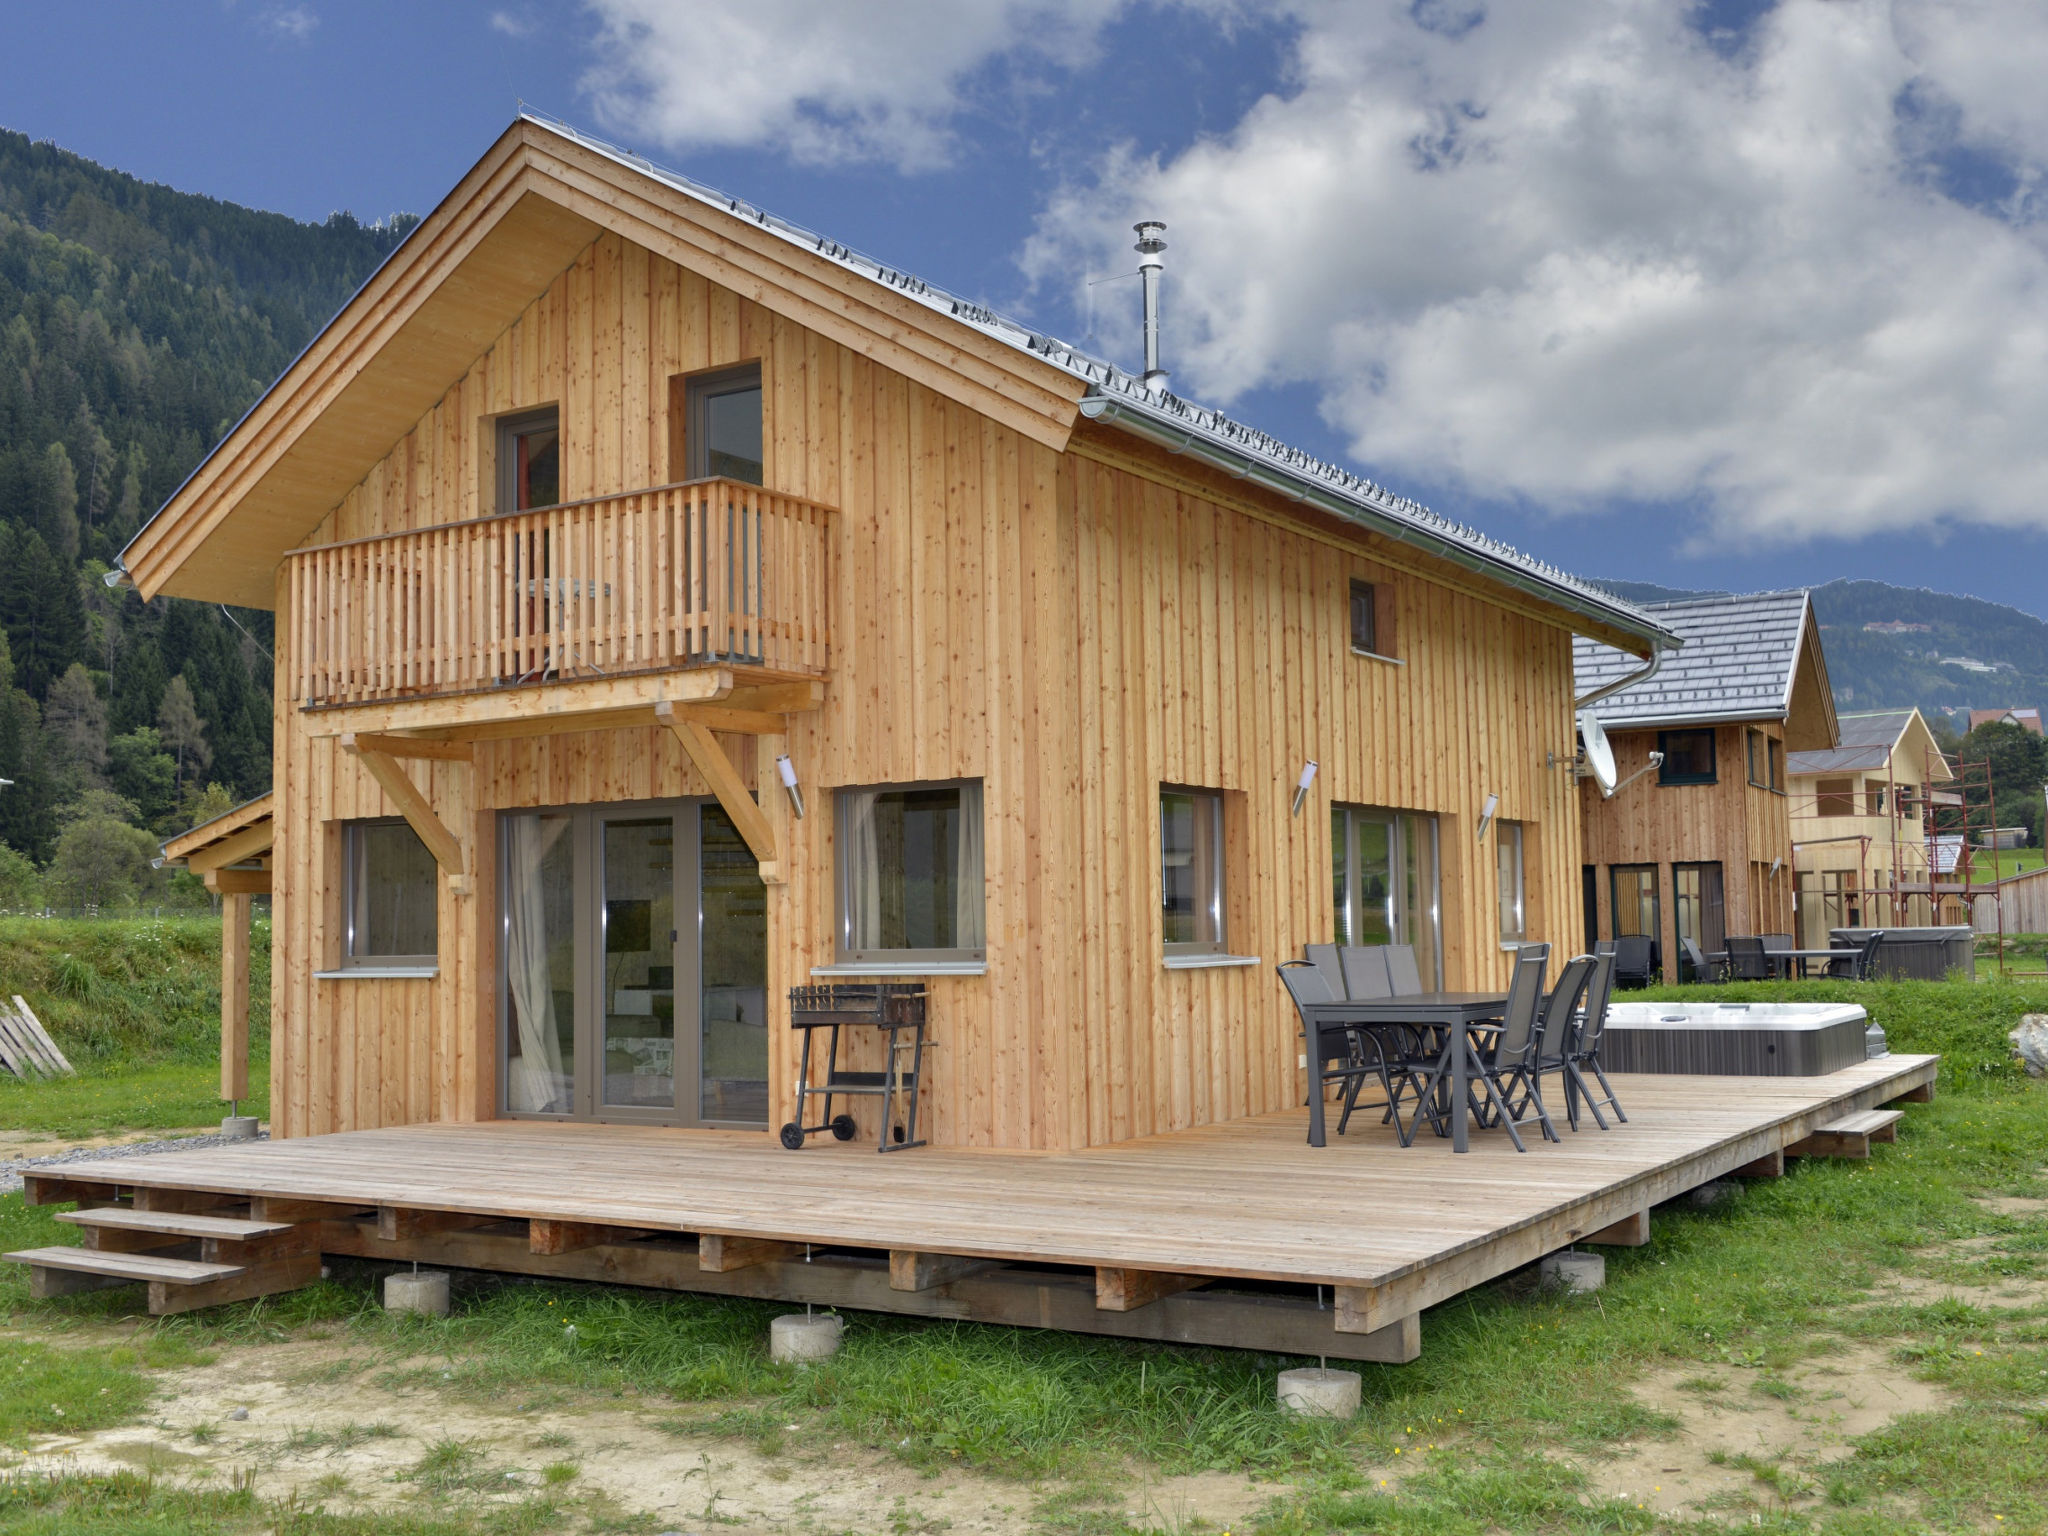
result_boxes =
[272,227,1597,1150]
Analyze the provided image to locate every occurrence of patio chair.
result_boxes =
[1507,953,1596,1138]
[1610,934,1655,989]
[1826,930,1885,980]
[1385,944,1426,996]
[1680,936,1725,983]
[1567,951,1626,1128]
[1464,945,1555,1153]
[1302,943,1348,1000]
[1278,962,1387,1142]
[1725,935,1772,981]
[1340,945,1394,1000]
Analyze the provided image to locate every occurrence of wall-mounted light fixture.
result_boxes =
[1476,791,1500,842]
[1292,761,1319,817]
[775,755,806,819]
[1768,856,1782,880]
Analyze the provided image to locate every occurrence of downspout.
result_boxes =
[1574,638,1668,713]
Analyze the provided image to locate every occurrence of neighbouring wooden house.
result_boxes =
[1574,591,1837,981]
[1787,708,1957,941]
[7,118,1937,1362]
[116,112,1673,1152]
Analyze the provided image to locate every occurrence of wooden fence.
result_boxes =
[287,479,833,708]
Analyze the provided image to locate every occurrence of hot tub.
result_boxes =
[1602,1001,1874,1076]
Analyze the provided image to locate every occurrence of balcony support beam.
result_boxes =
[655,703,783,884]
[341,734,471,897]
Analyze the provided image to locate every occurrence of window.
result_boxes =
[1657,729,1716,785]
[1611,864,1660,971]
[1866,782,1887,817]
[836,782,985,964]
[1672,862,1725,979]
[497,407,560,513]
[1815,777,1856,817]
[1331,803,1442,987]
[1349,579,1395,658]
[1161,787,1227,955]
[1496,821,1526,945]
[344,818,437,967]
[1747,729,1770,788]
[679,363,764,485]
[1769,738,1783,792]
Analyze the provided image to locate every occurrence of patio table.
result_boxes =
[1709,948,1861,980]
[1300,992,1508,1153]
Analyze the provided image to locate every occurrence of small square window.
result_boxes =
[497,407,559,513]
[680,363,764,485]
[1161,786,1227,954]
[1815,777,1855,817]
[344,818,438,966]
[836,781,985,963]
[1657,729,1716,785]
[1349,579,1394,658]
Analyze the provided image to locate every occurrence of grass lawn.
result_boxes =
[0,971,2043,1533]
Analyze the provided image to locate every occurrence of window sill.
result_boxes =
[1162,953,1262,970]
[810,961,987,977]
[314,967,439,980]
[1350,648,1405,667]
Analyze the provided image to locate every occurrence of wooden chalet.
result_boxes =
[1574,591,1838,982]
[7,119,1934,1358]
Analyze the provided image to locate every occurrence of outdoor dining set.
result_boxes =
[1599,931,1885,989]
[1278,943,1625,1154]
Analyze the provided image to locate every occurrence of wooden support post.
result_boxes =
[341,735,470,896]
[21,1175,120,1208]
[1891,1081,1935,1104]
[1095,1267,1208,1312]
[655,704,782,882]
[376,1207,493,1242]
[1733,1148,1785,1178]
[1583,1209,1650,1246]
[31,1266,130,1299]
[220,891,251,1104]
[529,1219,648,1256]
[697,1233,805,1272]
[889,1251,991,1292]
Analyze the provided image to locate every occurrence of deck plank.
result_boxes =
[55,1058,1936,1291]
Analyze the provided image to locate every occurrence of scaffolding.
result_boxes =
[1789,739,2002,972]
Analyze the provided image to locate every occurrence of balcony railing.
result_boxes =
[287,479,833,709]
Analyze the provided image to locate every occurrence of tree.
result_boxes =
[0,626,55,860]
[43,661,108,795]
[109,725,177,828]
[0,527,86,699]
[48,789,157,909]
[156,674,211,794]
[0,841,38,910]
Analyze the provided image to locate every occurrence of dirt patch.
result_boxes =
[0,1127,217,1161]
[0,1338,1276,1533]
[1583,1343,1949,1520]
[1976,1194,2048,1218]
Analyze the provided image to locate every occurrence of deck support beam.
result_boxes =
[530,1219,648,1256]
[697,1233,805,1272]
[342,735,470,896]
[250,1197,371,1223]
[889,1251,990,1292]
[1583,1209,1651,1246]
[376,1206,492,1242]
[1732,1148,1785,1178]
[1095,1267,1208,1312]
[655,704,782,883]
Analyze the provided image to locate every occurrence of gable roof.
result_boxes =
[1572,589,1835,746]
[1969,707,2043,734]
[1788,707,1953,780]
[119,113,1673,654]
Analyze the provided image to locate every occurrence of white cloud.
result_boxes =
[262,3,318,41]
[577,0,1140,170]
[490,10,534,38]
[1024,0,2048,546]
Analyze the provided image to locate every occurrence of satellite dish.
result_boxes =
[1577,711,1619,798]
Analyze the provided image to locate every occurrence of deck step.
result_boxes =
[55,1209,298,1242]
[1787,1108,1904,1160]
[4,1246,242,1285]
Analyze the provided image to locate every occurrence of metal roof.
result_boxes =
[1787,708,1952,781]
[1785,744,1891,775]
[516,112,1674,652]
[1572,590,1813,728]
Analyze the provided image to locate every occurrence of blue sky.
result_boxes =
[10,1,2048,620]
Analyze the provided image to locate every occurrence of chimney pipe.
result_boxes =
[1133,220,1167,393]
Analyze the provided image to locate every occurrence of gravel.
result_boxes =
[1,1130,270,1195]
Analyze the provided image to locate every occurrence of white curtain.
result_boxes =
[843,789,883,952]
[953,784,984,948]
[505,813,570,1111]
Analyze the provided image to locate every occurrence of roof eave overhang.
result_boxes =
[1598,706,1789,732]
[1077,394,1676,655]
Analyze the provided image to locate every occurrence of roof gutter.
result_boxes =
[1574,640,1669,713]
[1076,394,1676,654]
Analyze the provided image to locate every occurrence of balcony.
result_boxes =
[287,479,833,711]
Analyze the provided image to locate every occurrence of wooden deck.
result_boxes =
[17,1055,1936,1362]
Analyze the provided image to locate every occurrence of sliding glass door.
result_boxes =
[500,799,767,1127]
[1330,804,1442,988]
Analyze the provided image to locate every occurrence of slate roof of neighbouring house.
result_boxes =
[1572,590,1815,729]
[1787,708,1954,780]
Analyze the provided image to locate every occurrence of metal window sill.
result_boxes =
[314,967,440,980]
[1162,953,1261,970]
[810,961,987,977]
[1350,648,1405,666]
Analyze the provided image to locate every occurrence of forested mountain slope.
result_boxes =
[0,127,410,899]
